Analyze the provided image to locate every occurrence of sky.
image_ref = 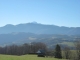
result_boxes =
[0,0,80,27]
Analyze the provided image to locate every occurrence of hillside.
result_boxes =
[0,32,79,47]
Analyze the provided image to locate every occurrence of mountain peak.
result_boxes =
[31,21,38,24]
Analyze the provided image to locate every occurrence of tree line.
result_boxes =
[0,42,47,55]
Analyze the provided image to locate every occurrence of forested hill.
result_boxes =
[0,33,80,47]
[0,22,80,35]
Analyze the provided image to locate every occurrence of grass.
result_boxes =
[0,54,66,60]
[60,42,74,47]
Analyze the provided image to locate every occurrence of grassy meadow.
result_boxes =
[0,54,66,60]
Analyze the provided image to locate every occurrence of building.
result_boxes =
[37,49,45,57]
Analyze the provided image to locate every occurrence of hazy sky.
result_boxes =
[0,0,80,27]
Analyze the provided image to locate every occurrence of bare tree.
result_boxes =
[0,42,47,55]
[63,46,71,59]
[74,40,80,60]
[30,42,47,53]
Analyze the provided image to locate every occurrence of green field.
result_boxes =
[60,42,74,47]
[0,54,66,60]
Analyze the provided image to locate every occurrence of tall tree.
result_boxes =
[54,44,62,59]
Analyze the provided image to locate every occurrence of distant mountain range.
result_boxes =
[0,22,80,47]
[0,22,80,35]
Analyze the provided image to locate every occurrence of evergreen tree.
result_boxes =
[54,44,62,59]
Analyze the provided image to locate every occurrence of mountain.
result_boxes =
[0,22,80,35]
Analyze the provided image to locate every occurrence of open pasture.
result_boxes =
[0,54,66,60]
